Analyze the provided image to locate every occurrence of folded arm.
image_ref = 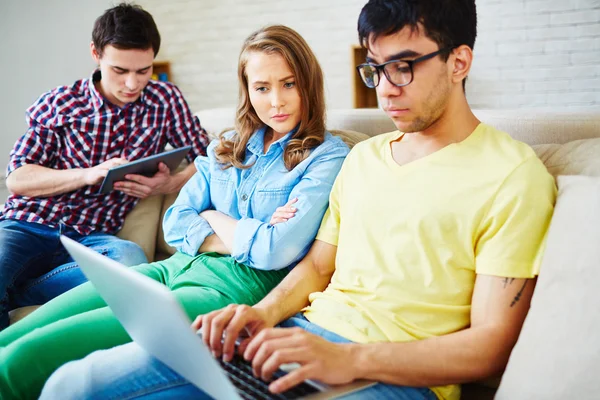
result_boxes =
[162,157,215,255]
[197,182,335,265]
[197,233,229,254]
[229,151,346,271]
[199,199,299,254]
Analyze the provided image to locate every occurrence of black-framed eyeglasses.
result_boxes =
[356,47,454,89]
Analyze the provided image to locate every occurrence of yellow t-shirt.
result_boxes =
[303,123,556,400]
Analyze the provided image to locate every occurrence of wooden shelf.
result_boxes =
[351,45,378,108]
[152,61,172,82]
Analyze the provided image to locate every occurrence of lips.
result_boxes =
[385,108,409,117]
[271,114,290,121]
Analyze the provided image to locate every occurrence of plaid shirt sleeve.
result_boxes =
[7,95,59,176]
[165,84,209,161]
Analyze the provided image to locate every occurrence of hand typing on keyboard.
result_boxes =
[192,304,276,362]
[191,304,359,395]
[197,326,321,399]
[241,327,358,394]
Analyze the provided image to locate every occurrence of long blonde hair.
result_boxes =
[214,25,326,171]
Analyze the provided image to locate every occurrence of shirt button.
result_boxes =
[241,194,248,201]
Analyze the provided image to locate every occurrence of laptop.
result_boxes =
[60,236,374,400]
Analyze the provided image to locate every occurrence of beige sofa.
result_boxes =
[9,107,600,399]
[113,107,600,262]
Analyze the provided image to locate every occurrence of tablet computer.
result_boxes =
[98,146,192,194]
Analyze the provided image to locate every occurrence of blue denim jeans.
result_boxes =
[40,314,437,400]
[0,219,147,329]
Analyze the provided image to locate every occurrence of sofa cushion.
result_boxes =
[195,108,235,140]
[8,305,40,325]
[495,175,600,400]
[117,194,163,262]
[330,129,370,148]
[195,108,600,144]
[327,109,396,137]
[156,192,179,260]
[195,108,398,139]
[533,137,600,177]
[474,109,600,145]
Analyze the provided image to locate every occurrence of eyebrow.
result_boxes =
[112,65,152,73]
[366,50,422,64]
[252,75,295,85]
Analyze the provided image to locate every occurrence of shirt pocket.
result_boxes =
[130,122,159,149]
[251,186,293,221]
[59,126,96,168]
[210,176,236,213]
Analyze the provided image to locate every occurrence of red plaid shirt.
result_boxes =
[1,70,209,235]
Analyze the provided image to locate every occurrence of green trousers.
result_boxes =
[0,252,288,400]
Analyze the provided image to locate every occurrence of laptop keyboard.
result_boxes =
[218,354,321,399]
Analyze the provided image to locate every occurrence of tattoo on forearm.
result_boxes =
[510,281,528,307]
[503,277,515,288]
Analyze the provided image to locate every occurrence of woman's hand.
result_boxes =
[269,198,298,225]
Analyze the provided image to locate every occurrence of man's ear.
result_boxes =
[90,42,101,64]
[450,45,473,85]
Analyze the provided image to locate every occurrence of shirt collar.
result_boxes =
[88,70,105,111]
[87,69,148,112]
[246,125,298,156]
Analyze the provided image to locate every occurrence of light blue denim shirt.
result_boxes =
[163,126,349,270]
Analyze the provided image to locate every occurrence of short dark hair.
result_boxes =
[92,3,161,57]
[358,0,477,57]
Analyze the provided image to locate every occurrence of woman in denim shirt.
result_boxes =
[0,25,349,400]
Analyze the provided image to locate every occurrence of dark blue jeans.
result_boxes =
[0,219,147,330]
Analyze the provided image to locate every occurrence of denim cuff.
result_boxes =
[181,216,214,256]
[232,217,263,264]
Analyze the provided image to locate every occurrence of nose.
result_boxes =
[125,73,138,91]
[270,89,285,108]
[376,71,402,99]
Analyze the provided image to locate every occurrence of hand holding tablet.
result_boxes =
[98,146,192,194]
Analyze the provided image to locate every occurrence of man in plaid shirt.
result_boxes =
[0,3,209,329]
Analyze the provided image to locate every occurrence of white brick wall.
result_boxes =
[138,0,367,111]
[139,0,600,111]
[470,0,600,109]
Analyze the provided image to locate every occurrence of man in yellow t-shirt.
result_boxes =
[45,1,556,399]
[194,1,556,400]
